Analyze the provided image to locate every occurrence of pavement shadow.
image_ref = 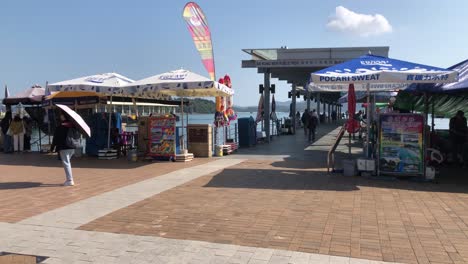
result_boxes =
[204,167,468,194]
[203,168,360,191]
[0,182,63,189]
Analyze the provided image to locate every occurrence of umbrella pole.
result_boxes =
[47,108,51,146]
[431,99,435,133]
[366,83,370,158]
[181,97,184,151]
[107,94,113,149]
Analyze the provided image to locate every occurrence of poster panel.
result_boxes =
[148,116,176,157]
[379,114,424,175]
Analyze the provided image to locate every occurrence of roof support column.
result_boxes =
[316,93,320,125]
[291,84,297,135]
[264,70,271,142]
[323,100,326,124]
[306,86,311,112]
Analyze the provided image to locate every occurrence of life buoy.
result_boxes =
[427,148,443,164]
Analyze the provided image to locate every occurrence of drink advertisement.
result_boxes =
[148,116,176,157]
[379,114,424,175]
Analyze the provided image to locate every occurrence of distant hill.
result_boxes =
[234,100,309,113]
[170,98,322,114]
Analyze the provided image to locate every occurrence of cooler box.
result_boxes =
[357,159,375,172]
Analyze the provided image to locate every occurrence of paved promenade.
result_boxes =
[1,123,468,263]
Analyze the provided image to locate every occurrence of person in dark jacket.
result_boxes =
[301,110,310,136]
[449,110,468,164]
[1,111,13,153]
[308,109,319,143]
[51,112,76,186]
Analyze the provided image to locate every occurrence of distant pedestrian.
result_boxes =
[301,110,310,136]
[354,110,364,139]
[295,111,301,128]
[308,110,319,143]
[23,116,33,152]
[51,111,77,186]
[9,114,25,152]
[331,110,337,123]
[449,110,467,164]
[1,111,13,153]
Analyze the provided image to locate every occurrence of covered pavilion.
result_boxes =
[241,46,389,142]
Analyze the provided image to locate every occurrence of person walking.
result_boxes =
[23,116,33,152]
[331,110,337,123]
[9,114,25,152]
[1,111,13,153]
[449,110,467,164]
[301,110,310,136]
[51,111,78,186]
[308,110,319,143]
[295,111,301,129]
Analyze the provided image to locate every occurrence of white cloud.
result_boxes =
[326,6,393,37]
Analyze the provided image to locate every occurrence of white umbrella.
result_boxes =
[48,73,134,95]
[49,73,134,148]
[56,104,91,137]
[124,69,233,98]
[123,69,234,150]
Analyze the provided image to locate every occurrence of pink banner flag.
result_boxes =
[182,2,215,81]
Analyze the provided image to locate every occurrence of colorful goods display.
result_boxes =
[148,115,176,160]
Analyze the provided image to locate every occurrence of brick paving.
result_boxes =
[1,123,468,263]
[0,153,210,222]
[0,222,399,264]
[81,159,468,263]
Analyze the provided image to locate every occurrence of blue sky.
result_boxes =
[1,0,467,106]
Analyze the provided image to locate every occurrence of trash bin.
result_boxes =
[343,159,356,176]
[127,149,138,162]
[215,145,223,157]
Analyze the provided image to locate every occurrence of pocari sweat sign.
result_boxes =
[310,54,458,88]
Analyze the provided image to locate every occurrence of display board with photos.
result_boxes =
[378,113,424,176]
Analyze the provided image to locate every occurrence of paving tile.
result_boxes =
[3,124,468,264]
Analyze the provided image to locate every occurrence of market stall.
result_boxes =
[47,73,135,157]
[309,53,458,178]
[123,69,234,160]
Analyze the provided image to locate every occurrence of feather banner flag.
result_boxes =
[183,2,227,128]
[182,2,216,81]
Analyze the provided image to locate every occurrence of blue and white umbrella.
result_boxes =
[309,54,458,158]
[309,54,458,92]
[405,59,468,93]
[338,91,398,104]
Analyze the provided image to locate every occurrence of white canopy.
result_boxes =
[124,69,234,98]
[48,73,135,96]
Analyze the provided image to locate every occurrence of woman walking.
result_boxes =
[51,112,77,186]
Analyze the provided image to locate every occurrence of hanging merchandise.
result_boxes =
[223,74,237,122]
[214,77,227,127]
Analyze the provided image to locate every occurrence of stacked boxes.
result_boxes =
[187,124,212,157]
